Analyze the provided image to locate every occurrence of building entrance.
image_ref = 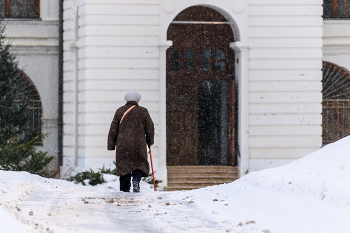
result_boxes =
[166,6,236,166]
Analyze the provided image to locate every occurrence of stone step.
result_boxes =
[168,178,236,185]
[168,180,233,185]
[165,183,230,191]
[168,168,237,174]
[165,187,195,191]
[168,174,236,177]
[168,175,236,180]
[168,172,237,177]
[167,167,237,172]
[168,182,234,188]
[168,177,235,183]
[167,166,236,171]
[168,174,237,179]
[166,166,239,191]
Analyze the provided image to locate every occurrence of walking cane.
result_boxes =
[148,146,157,191]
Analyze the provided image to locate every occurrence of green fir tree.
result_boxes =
[0,22,54,177]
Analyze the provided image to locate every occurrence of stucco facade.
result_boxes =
[323,20,350,70]
[5,0,350,190]
[59,0,327,189]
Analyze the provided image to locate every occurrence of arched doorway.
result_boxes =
[166,6,236,168]
[322,61,350,145]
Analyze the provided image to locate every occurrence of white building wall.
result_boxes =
[62,0,77,169]
[63,0,161,174]
[323,20,350,71]
[248,0,323,172]
[5,0,59,171]
[62,0,325,186]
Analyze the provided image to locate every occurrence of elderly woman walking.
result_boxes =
[107,92,154,192]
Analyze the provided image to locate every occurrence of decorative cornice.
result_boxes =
[323,44,350,54]
[229,41,250,52]
[158,40,173,49]
[10,45,59,55]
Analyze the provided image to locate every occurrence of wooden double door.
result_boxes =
[166,6,236,166]
[166,79,236,166]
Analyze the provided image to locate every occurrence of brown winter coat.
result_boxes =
[107,101,154,176]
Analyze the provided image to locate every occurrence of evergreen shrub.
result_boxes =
[67,162,163,188]
[67,169,105,186]
[0,21,54,177]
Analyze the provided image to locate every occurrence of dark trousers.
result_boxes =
[119,169,144,192]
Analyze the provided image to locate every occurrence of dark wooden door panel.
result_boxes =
[228,80,236,165]
[166,80,198,165]
[198,81,227,165]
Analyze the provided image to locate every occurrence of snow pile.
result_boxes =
[0,171,154,233]
[182,136,350,233]
[242,135,350,206]
[0,136,350,232]
[0,171,80,231]
[0,207,30,232]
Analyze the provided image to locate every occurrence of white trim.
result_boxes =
[73,7,80,167]
[158,2,250,185]
[157,40,172,190]
[171,21,236,25]
[230,41,250,176]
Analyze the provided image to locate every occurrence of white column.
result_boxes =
[230,41,250,176]
[71,5,80,168]
[157,40,172,190]
[69,41,79,167]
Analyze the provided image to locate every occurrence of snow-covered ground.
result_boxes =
[1,136,350,233]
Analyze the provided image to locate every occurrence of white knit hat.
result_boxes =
[124,92,141,102]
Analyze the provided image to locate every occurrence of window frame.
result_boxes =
[323,0,350,19]
[1,0,40,19]
[322,61,350,145]
[16,69,43,145]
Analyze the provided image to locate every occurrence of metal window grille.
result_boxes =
[16,70,42,143]
[322,61,350,145]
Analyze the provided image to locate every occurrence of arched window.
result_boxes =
[322,61,350,145]
[323,0,350,18]
[0,0,40,18]
[16,70,42,141]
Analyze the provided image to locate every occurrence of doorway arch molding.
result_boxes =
[157,2,250,187]
[158,1,249,42]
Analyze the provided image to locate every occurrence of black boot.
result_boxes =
[132,181,140,192]
[131,169,144,193]
[120,173,131,192]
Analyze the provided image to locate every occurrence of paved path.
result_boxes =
[6,184,229,233]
